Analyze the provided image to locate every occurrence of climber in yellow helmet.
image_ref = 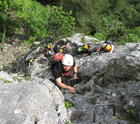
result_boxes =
[93,40,115,53]
[77,44,91,56]
[26,58,35,66]
[101,40,114,53]
[83,44,90,50]
[58,48,63,53]
[44,44,54,57]
[47,45,51,49]
[44,45,52,51]
[104,44,112,52]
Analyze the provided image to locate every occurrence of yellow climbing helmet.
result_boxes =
[28,58,34,63]
[47,45,51,49]
[58,49,63,53]
[29,59,33,63]
[104,44,112,52]
[26,58,34,66]
[83,45,89,50]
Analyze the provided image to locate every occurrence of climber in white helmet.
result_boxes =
[51,54,80,93]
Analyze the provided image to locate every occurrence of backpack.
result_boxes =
[53,52,64,61]
[50,52,64,66]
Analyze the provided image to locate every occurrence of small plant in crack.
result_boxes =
[87,97,97,104]
[64,101,73,109]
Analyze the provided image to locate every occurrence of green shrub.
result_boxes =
[93,32,106,41]
[0,0,75,44]
[23,1,50,39]
[125,33,139,43]
[0,0,31,43]
[24,36,36,45]
[47,6,75,39]
[22,2,75,41]
[59,0,139,43]
[120,33,139,44]
[118,27,140,45]
[100,15,125,41]
[64,101,73,109]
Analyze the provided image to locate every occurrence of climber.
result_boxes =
[44,44,54,57]
[51,54,80,93]
[55,44,69,53]
[26,58,35,66]
[44,44,68,64]
[77,44,92,55]
[44,45,52,52]
[99,40,114,53]
[57,48,63,53]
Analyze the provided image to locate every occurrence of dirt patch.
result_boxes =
[0,43,29,70]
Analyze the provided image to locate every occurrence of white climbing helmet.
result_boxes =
[62,54,74,66]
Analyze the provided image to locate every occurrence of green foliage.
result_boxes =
[0,0,31,17]
[64,101,73,109]
[122,33,139,43]
[81,35,86,43]
[23,1,50,39]
[0,77,12,83]
[0,0,75,44]
[111,0,140,28]
[126,109,136,117]
[100,16,125,41]
[65,121,74,124]
[0,0,31,44]
[59,0,140,44]
[59,0,110,33]
[0,0,31,27]
[13,75,29,82]
[47,7,75,39]
[0,0,139,45]
[119,26,140,44]
[20,1,75,41]
[23,36,36,46]
[119,107,139,124]
[93,32,106,41]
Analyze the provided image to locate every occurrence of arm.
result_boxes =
[60,44,68,49]
[73,63,78,73]
[73,64,78,79]
[56,77,76,93]
[109,45,115,53]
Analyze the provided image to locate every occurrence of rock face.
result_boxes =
[0,72,69,124]
[66,43,140,124]
[76,43,140,78]
[1,34,140,124]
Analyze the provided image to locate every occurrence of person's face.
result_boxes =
[63,65,71,71]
